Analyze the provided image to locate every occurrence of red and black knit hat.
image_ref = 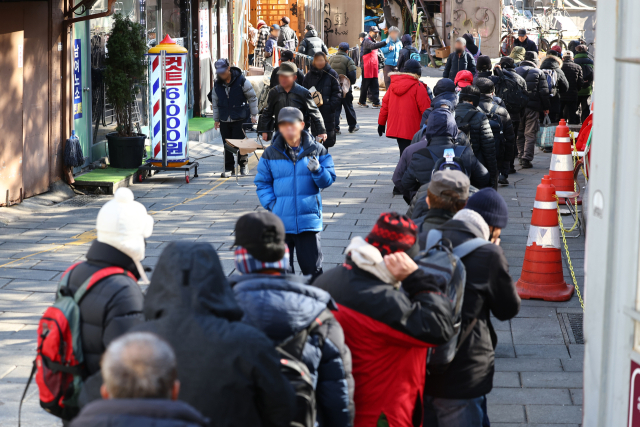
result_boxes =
[365,212,418,256]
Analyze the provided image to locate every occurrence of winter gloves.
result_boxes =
[378,124,385,136]
[307,156,320,172]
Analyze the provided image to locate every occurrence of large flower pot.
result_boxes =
[106,132,146,169]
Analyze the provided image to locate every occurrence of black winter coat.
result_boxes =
[70,399,209,427]
[515,60,551,112]
[66,241,144,377]
[443,50,476,79]
[400,135,491,200]
[540,56,569,115]
[560,58,584,103]
[269,64,305,89]
[132,242,295,427]
[302,64,342,133]
[258,82,326,135]
[513,36,538,53]
[298,30,328,57]
[454,102,498,183]
[277,23,298,49]
[494,66,527,122]
[423,219,520,399]
[416,208,454,248]
[477,94,516,168]
[397,43,419,72]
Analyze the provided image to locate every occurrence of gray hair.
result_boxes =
[455,37,467,46]
[389,26,400,33]
[102,332,177,399]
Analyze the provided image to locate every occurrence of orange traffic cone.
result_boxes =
[549,119,580,205]
[516,175,574,302]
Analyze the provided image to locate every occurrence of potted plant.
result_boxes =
[104,13,148,168]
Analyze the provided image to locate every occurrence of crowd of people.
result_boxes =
[28,22,594,427]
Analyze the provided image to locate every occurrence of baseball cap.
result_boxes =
[429,170,470,201]
[271,24,280,31]
[563,50,574,59]
[338,42,349,51]
[234,212,286,262]
[277,106,304,124]
[518,29,527,37]
[281,50,294,61]
[214,58,230,74]
[454,70,474,88]
[369,26,380,33]
[277,61,298,76]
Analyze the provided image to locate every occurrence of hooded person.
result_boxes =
[462,33,482,62]
[131,241,295,427]
[539,54,569,122]
[229,212,355,427]
[378,58,431,159]
[397,33,419,73]
[63,187,152,415]
[312,212,456,427]
[423,188,520,427]
[298,24,328,58]
[509,46,526,66]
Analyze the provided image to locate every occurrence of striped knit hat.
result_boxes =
[365,212,417,256]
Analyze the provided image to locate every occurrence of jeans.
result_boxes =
[285,231,323,280]
[578,95,591,122]
[424,395,488,427]
[561,101,580,125]
[220,120,248,171]
[383,64,397,89]
[516,108,540,161]
[359,77,380,105]
[335,91,358,130]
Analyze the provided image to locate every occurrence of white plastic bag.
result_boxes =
[354,76,362,89]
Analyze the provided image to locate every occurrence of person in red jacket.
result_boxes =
[378,59,432,158]
[359,26,387,108]
[312,212,455,427]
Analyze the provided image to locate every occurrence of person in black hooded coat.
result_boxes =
[539,55,569,123]
[132,241,295,427]
[302,52,342,149]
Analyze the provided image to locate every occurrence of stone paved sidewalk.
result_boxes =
[0,93,584,425]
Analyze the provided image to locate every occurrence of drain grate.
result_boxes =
[567,313,584,344]
[59,195,103,208]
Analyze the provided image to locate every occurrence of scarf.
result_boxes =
[346,236,400,288]
[234,246,290,274]
[453,209,490,241]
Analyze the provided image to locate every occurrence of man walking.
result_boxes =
[513,28,538,53]
[269,49,305,89]
[560,50,584,124]
[257,62,326,141]
[359,26,386,108]
[443,37,476,79]
[329,42,359,133]
[255,107,336,279]
[380,26,402,89]
[516,51,550,168]
[209,58,259,177]
[278,16,298,50]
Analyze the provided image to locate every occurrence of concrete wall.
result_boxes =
[324,0,364,50]
[450,0,502,57]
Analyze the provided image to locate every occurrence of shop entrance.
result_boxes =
[253,0,300,37]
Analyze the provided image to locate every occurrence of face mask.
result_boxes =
[455,48,464,54]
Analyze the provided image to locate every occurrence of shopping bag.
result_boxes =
[536,114,556,149]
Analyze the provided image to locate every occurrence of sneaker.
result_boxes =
[349,124,360,133]
[221,170,235,178]
[357,102,369,108]
[240,166,249,176]
[542,147,552,153]
[335,128,341,135]
[498,174,509,185]
[372,104,381,109]
[521,159,533,169]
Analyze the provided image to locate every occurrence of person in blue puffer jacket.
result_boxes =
[380,26,403,90]
[229,211,354,427]
[255,107,336,279]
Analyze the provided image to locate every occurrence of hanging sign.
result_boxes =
[199,3,210,59]
[73,39,82,119]
[148,35,189,167]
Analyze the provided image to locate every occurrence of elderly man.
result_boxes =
[380,26,402,89]
[70,332,209,426]
[359,25,387,108]
[513,28,538,53]
[443,37,476,79]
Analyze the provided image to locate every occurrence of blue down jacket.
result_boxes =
[255,131,336,234]
[231,273,355,427]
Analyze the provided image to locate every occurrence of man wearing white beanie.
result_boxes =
[62,187,153,418]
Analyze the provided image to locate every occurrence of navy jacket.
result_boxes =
[231,273,355,427]
[443,50,476,79]
[255,131,336,234]
[513,36,538,53]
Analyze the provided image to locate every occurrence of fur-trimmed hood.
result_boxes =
[541,55,563,70]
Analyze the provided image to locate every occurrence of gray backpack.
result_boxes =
[417,229,491,373]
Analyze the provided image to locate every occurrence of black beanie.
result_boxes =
[524,51,539,64]
[403,59,422,77]
[476,55,492,72]
[473,77,495,94]
[465,188,509,228]
[433,78,456,96]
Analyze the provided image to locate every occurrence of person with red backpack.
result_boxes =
[24,187,152,423]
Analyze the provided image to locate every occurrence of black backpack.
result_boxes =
[276,309,333,427]
[454,110,479,147]
[478,103,504,160]
[493,68,529,112]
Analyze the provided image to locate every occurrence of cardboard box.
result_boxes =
[435,46,451,59]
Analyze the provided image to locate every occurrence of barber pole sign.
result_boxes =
[148,35,189,166]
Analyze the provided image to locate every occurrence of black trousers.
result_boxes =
[579,95,591,123]
[359,77,380,105]
[220,120,248,171]
[561,101,580,125]
[510,120,519,169]
[397,138,411,157]
[285,231,323,280]
[335,91,358,130]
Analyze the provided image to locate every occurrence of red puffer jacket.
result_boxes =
[379,73,431,140]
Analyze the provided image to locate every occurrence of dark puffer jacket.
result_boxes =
[477,93,516,174]
[400,135,491,200]
[397,42,419,72]
[423,219,520,399]
[298,30,328,57]
[560,58,584,103]
[302,64,342,136]
[539,56,569,115]
[454,102,498,183]
[132,242,295,427]
[278,23,298,49]
[257,82,326,135]
[65,241,144,377]
[494,65,527,122]
[231,273,354,427]
[70,399,209,427]
[513,36,538,53]
[443,50,477,79]
[515,60,551,112]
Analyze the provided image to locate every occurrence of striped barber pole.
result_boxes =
[516,175,574,302]
[150,55,162,158]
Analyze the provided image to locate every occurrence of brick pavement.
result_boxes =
[0,93,584,425]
